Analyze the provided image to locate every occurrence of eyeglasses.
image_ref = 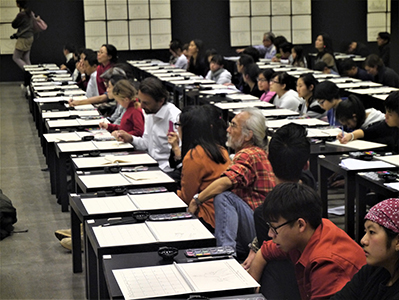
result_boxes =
[270,80,281,85]
[257,78,267,82]
[227,121,239,128]
[317,99,326,105]
[266,219,296,235]
[174,122,181,128]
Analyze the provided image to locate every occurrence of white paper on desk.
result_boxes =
[93,223,157,247]
[57,141,98,152]
[147,219,214,242]
[200,89,237,95]
[76,118,105,126]
[375,155,399,167]
[113,259,259,300]
[92,141,133,150]
[43,132,82,143]
[326,140,387,150]
[306,128,341,138]
[130,192,186,210]
[102,153,156,165]
[259,109,299,117]
[81,195,138,214]
[215,101,273,110]
[113,264,192,300]
[122,170,174,184]
[266,118,329,128]
[339,158,394,170]
[227,94,259,101]
[79,173,131,188]
[34,96,68,103]
[47,119,79,128]
[384,182,399,191]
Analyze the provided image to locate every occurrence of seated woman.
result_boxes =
[99,79,144,137]
[336,95,385,132]
[168,105,230,230]
[314,33,338,73]
[291,45,307,68]
[205,54,232,85]
[242,63,263,98]
[258,69,275,102]
[169,39,188,70]
[313,81,342,126]
[296,74,325,118]
[234,54,254,93]
[187,39,208,77]
[332,198,399,300]
[269,72,302,111]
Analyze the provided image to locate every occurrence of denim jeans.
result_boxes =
[214,191,256,254]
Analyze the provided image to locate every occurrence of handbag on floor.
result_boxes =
[0,189,17,240]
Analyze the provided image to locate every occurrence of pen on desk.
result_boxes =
[186,255,232,263]
[341,126,345,139]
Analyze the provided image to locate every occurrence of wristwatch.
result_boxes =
[193,193,201,206]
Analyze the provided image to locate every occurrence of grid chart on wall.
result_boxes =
[0,0,22,54]
[83,0,171,51]
[229,0,311,47]
[367,0,391,42]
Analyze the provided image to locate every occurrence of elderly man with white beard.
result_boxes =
[188,108,275,257]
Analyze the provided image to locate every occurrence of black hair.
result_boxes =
[298,73,318,90]
[238,54,254,68]
[340,58,357,72]
[385,91,399,115]
[271,72,294,91]
[263,183,322,229]
[16,0,32,17]
[292,45,305,65]
[268,123,310,181]
[313,61,329,72]
[82,48,95,58]
[108,74,127,87]
[192,39,205,57]
[316,33,334,56]
[201,104,228,147]
[313,81,340,102]
[63,44,75,54]
[210,54,224,66]
[84,52,98,67]
[378,32,391,43]
[205,48,218,59]
[260,68,274,82]
[274,36,287,53]
[279,42,293,54]
[335,95,366,129]
[382,226,399,276]
[243,46,260,62]
[365,54,384,68]
[101,44,118,64]
[139,77,169,104]
[180,106,227,164]
[169,39,182,53]
[243,63,260,83]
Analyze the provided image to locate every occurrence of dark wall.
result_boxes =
[1,0,392,82]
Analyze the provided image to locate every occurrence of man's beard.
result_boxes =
[226,133,244,150]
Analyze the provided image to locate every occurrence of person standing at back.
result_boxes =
[11,0,34,71]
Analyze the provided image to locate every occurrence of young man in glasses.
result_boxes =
[249,183,366,300]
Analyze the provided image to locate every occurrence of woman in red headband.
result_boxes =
[332,198,399,299]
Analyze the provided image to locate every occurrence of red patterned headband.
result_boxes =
[365,198,399,234]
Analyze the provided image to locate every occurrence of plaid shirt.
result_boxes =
[223,146,275,210]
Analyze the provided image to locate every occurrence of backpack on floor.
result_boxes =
[0,189,17,240]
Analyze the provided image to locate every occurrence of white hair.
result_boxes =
[241,108,267,149]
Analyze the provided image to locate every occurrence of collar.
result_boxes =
[211,68,224,78]
[65,52,74,62]
[296,219,324,267]
[153,102,169,119]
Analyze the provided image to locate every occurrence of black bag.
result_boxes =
[0,189,17,240]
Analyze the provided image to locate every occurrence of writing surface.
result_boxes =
[128,0,149,19]
[129,20,150,50]
[230,0,250,17]
[84,0,106,20]
[106,0,127,20]
[230,17,250,47]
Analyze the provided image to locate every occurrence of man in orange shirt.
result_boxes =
[249,183,366,300]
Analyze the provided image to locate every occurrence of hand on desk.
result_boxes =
[242,249,256,270]
[115,130,133,143]
[188,198,198,214]
[337,132,351,144]
[99,121,108,130]
[236,48,245,53]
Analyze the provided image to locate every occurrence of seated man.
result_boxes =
[187,108,275,256]
[346,40,370,57]
[314,61,339,76]
[340,58,373,81]
[82,51,99,98]
[249,183,366,300]
[117,77,181,175]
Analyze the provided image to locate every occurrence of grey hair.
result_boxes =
[241,108,268,149]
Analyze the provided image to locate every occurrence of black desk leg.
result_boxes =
[355,181,368,243]
[98,259,109,300]
[344,174,356,239]
[71,207,82,273]
[57,153,69,212]
[86,235,98,300]
[318,164,329,218]
[48,143,57,195]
